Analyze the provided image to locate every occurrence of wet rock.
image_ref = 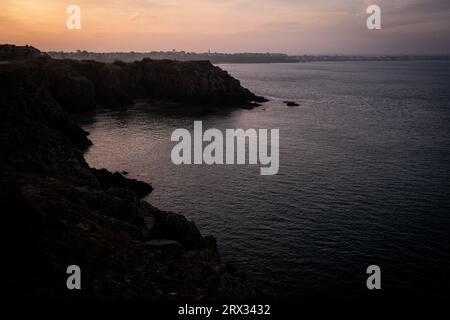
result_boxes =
[150,207,203,249]
[145,239,182,252]
[92,168,153,198]
[283,100,300,107]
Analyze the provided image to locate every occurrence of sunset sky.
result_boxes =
[1,0,450,54]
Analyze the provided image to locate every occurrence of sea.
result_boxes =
[79,61,450,299]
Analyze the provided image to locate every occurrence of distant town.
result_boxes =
[1,44,449,64]
[46,50,450,64]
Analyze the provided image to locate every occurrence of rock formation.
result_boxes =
[0,48,267,299]
[283,101,299,107]
[0,44,49,60]
[1,51,266,112]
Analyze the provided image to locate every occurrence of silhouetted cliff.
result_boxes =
[0,55,265,112]
[0,52,267,299]
[0,44,49,60]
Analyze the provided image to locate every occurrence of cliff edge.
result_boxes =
[0,49,267,299]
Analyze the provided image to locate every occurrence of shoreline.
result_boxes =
[0,51,270,299]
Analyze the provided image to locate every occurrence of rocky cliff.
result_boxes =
[0,55,266,112]
[0,54,266,299]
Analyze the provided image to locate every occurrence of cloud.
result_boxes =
[1,0,450,53]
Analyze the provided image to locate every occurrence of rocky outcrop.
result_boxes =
[283,101,299,107]
[92,168,153,198]
[0,52,267,299]
[0,44,49,61]
[0,51,266,112]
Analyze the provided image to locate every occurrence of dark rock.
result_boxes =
[242,101,262,110]
[92,168,153,198]
[148,204,203,249]
[255,96,269,103]
[0,49,264,299]
[0,55,266,113]
[145,239,182,251]
[283,100,300,107]
[0,44,49,61]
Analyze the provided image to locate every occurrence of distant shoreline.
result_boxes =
[47,50,450,64]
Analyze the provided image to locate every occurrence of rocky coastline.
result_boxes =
[1,47,268,299]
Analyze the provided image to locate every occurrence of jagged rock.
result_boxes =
[283,100,299,107]
[0,50,264,299]
[147,203,202,249]
[145,239,182,251]
[0,55,267,114]
[92,168,153,198]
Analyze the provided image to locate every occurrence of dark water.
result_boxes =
[80,61,450,299]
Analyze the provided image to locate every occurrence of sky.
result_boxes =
[1,0,450,54]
